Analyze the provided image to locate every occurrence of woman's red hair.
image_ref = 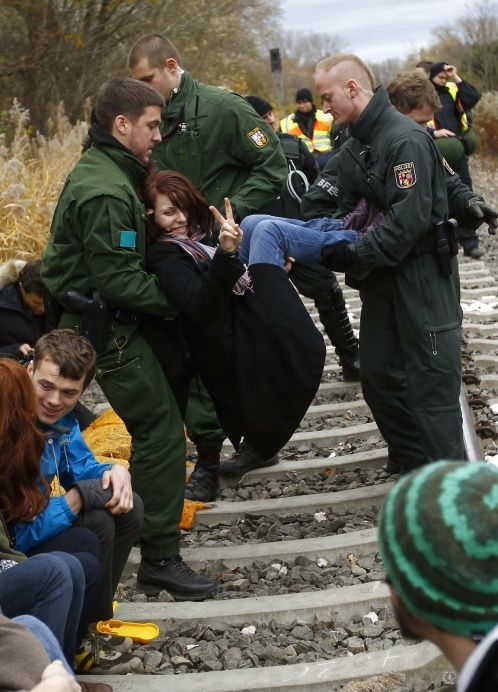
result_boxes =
[144,170,214,242]
[0,359,49,522]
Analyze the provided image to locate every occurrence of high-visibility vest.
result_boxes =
[280,110,333,153]
[428,82,469,132]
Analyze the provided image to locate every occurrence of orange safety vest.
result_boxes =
[280,109,333,153]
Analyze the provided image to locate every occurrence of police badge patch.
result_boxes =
[247,127,269,148]
[393,162,417,189]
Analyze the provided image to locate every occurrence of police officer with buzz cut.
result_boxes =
[314,53,467,474]
[128,33,288,493]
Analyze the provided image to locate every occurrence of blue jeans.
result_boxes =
[0,551,88,665]
[14,614,75,676]
[239,214,359,267]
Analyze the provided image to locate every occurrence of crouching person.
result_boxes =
[16,330,144,621]
[378,461,498,691]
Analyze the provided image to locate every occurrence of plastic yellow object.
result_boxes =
[96,619,160,644]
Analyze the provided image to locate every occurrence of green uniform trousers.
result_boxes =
[62,315,186,561]
[359,254,465,469]
[185,374,225,449]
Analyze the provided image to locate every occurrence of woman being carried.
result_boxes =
[144,171,348,468]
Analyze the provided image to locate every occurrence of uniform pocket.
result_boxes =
[426,321,461,356]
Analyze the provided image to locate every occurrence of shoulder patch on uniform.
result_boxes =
[119,230,137,248]
[442,157,455,175]
[393,162,416,189]
[247,127,269,148]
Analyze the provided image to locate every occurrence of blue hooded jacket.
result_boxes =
[14,413,111,553]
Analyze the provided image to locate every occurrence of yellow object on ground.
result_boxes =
[82,409,131,468]
[96,619,160,644]
[80,409,212,528]
[180,499,210,529]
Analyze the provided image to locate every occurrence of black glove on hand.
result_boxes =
[468,198,498,235]
[320,242,359,272]
[72,478,113,511]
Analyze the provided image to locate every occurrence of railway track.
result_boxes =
[84,256,497,692]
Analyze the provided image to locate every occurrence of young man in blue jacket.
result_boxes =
[17,330,144,623]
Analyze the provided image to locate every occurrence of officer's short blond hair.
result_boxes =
[316,53,376,92]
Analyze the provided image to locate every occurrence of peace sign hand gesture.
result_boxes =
[209,198,243,253]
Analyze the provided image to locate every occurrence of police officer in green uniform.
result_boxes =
[302,71,497,235]
[128,34,288,492]
[41,78,216,600]
[314,54,467,472]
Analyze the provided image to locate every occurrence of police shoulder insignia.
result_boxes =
[119,230,137,248]
[442,157,455,175]
[393,162,417,189]
[247,127,269,148]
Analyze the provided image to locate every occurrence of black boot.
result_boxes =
[137,556,217,600]
[220,439,279,476]
[312,278,360,382]
[185,442,221,502]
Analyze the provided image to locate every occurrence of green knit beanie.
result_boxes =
[378,460,498,638]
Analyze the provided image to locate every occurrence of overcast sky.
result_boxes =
[280,0,471,63]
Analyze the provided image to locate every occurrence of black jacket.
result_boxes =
[433,81,481,135]
[0,283,47,357]
[146,241,325,457]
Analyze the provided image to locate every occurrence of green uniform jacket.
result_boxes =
[301,137,481,226]
[152,71,287,219]
[42,144,175,317]
[336,87,469,266]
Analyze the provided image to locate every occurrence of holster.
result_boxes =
[410,219,458,278]
[65,290,109,352]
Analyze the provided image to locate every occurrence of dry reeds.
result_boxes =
[0,100,86,262]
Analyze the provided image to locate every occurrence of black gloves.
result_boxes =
[72,479,113,511]
[320,242,359,272]
[467,197,498,235]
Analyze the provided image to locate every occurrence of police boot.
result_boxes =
[184,442,221,502]
[313,280,360,382]
[220,439,279,476]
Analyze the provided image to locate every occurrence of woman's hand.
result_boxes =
[209,198,243,253]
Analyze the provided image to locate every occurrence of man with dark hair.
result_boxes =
[378,460,498,691]
[41,79,216,600]
[280,87,333,169]
[128,34,288,492]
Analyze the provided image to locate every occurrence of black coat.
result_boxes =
[0,283,47,357]
[146,242,325,458]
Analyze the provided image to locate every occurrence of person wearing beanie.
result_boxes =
[428,61,483,259]
[378,460,498,691]
[280,87,333,169]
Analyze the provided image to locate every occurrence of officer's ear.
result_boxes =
[343,80,358,99]
[165,57,179,74]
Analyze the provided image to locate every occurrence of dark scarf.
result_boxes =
[84,117,150,188]
[294,105,318,139]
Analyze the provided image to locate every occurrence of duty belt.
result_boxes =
[110,308,138,324]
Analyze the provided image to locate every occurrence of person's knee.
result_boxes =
[51,552,85,587]
[28,553,72,589]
